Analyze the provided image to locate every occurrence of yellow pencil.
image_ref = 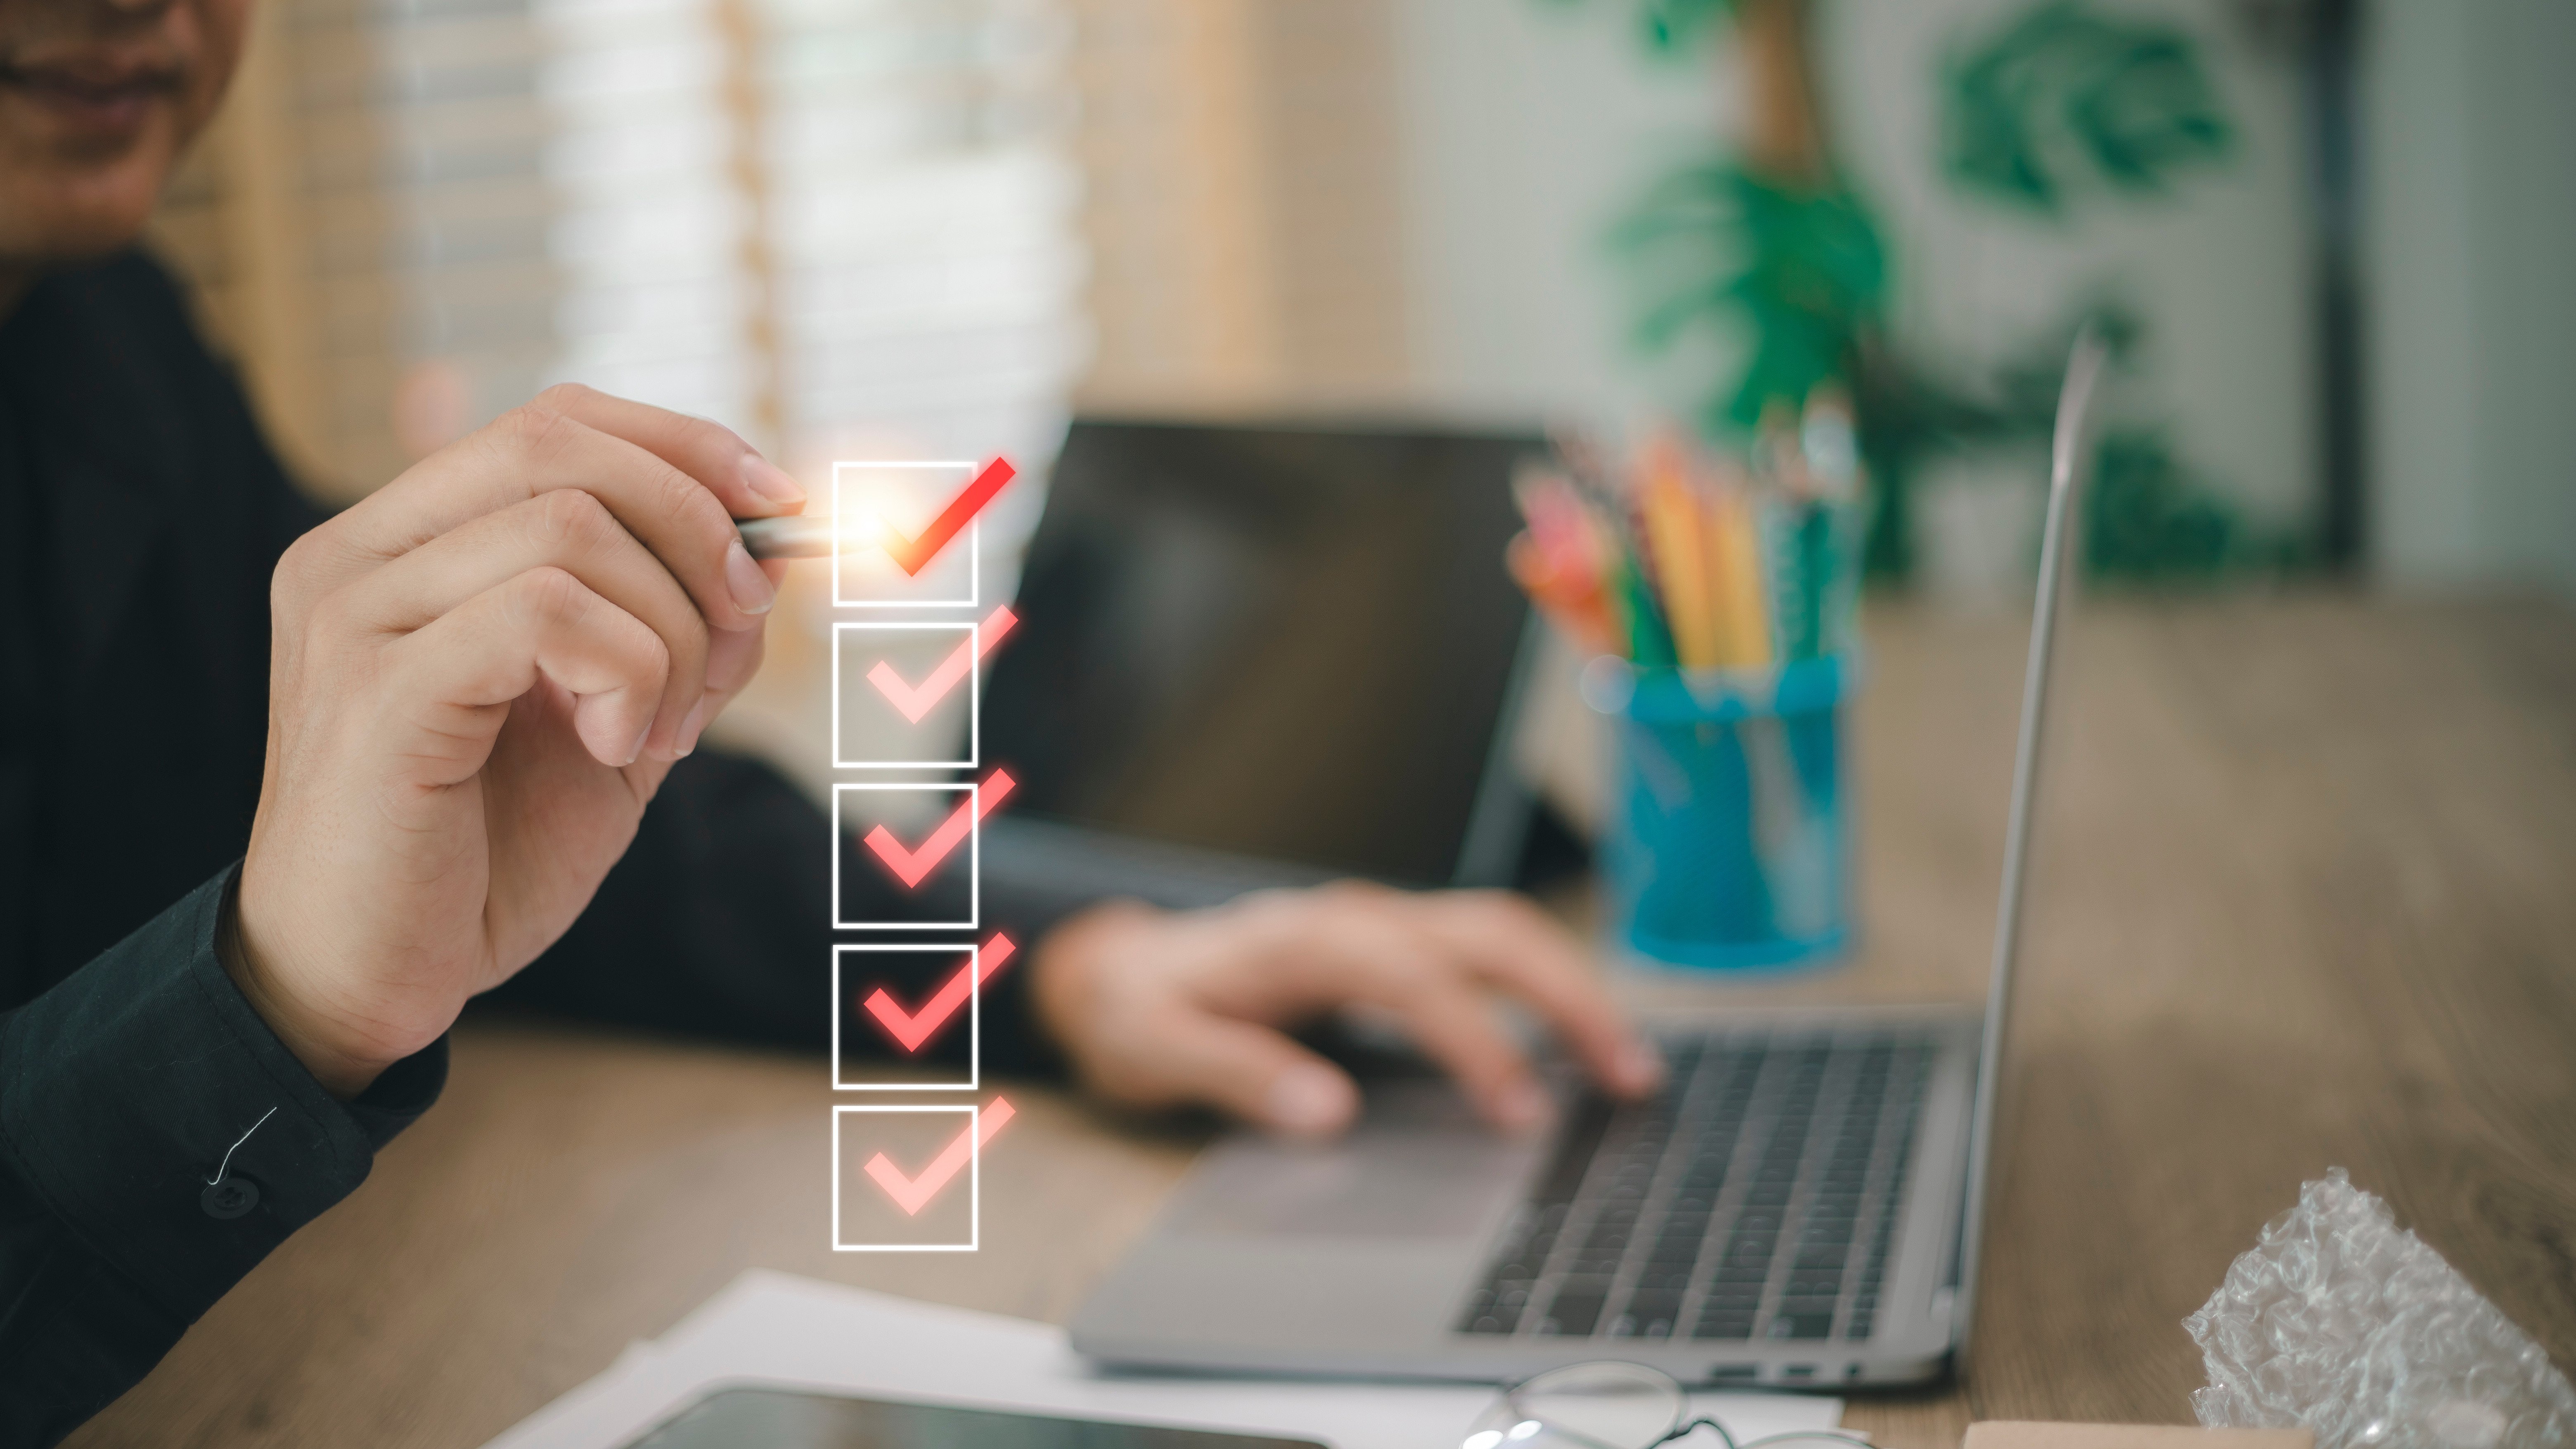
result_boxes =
[1708,481,1773,668]
[1641,443,1719,668]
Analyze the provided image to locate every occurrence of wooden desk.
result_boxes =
[72,596,2576,1449]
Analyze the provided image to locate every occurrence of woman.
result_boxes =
[0,0,1659,1441]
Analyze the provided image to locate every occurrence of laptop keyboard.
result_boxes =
[1454,1035,1929,1344]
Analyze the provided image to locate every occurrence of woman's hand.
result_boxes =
[230,386,806,1096]
[1030,882,1663,1137]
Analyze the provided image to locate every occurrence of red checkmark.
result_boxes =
[865,606,1018,724]
[861,933,1018,1053]
[863,1097,1016,1216]
[877,458,1016,575]
[862,769,1015,888]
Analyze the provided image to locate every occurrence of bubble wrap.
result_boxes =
[2184,1168,2576,1449]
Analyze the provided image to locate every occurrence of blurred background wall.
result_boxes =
[2363,1,2576,598]
[149,0,2573,602]
[150,0,1086,495]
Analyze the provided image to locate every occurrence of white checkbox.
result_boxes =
[831,461,981,608]
[829,781,980,930]
[831,621,980,769]
[830,1103,979,1252]
[831,943,980,1091]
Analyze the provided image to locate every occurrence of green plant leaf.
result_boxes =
[1538,0,1740,53]
[1941,0,2234,215]
[1612,164,1887,428]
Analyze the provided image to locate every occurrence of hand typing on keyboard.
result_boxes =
[1028,882,1665,1137]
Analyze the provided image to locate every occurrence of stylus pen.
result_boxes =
[735,515,834,559]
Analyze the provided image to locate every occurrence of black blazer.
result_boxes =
[0,254,1067,1446]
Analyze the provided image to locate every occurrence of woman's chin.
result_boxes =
[0,136,177,262]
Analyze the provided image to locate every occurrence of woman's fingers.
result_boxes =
[1255,885,1656,1121]
[1032,887,1653,1139]
[1087,1004,1364,1139]
[1419,892,1663,1097]
[288,404,774,635]
[1283,896,1554,1131]
[700,608,767,701]
[530,384,805,521]
[339,489,712,760]
[379,566,670,784]
[506,387,803,654]
[262,386,798,764]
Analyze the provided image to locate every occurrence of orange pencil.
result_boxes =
[1640,433,1719,669]
[1700,459,1772,668]
[1507,533,1616,652]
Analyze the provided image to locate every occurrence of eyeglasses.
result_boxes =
[1462,1361,1875,1449]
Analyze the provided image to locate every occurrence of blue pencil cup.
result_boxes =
[1595,655,1856,971]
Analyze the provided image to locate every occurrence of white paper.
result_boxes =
[482,1271,1848,1449]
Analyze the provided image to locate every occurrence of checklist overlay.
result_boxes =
[829,459,1016,608]
[825,457,1022,1251]
[830,935,1018,1091]
[829,606,1017,769]
[831,1102,1016,1251]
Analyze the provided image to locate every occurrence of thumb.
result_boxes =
[1108,1006,1361,1138]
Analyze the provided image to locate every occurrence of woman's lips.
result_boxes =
[0,59,182,139]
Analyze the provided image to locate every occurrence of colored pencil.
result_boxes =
[1505,408,1863,670]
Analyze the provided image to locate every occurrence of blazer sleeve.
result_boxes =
[0,867,446,1447]
[489,749,1076,1075]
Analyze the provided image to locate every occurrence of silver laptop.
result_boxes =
[1067,336,2108,1390]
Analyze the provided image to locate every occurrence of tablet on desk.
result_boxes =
[619,1385,1331,1449]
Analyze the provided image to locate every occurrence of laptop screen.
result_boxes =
[981,419,1540,887]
